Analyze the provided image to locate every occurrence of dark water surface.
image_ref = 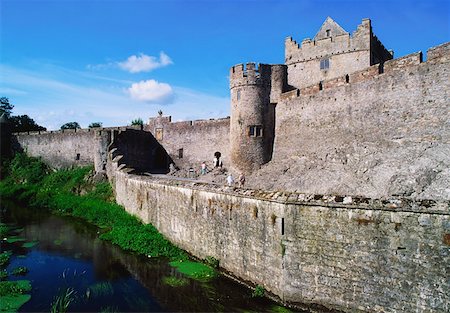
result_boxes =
[1,202,300,312]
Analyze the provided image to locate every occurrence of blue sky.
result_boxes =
[1,0,449,130]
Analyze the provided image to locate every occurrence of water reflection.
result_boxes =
[1,202,303,312]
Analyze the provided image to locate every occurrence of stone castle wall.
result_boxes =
[250,42,450,200]
[109,161,450,312]
[285,18,392,90]
[14,129,97,168]
[145,116,230,172]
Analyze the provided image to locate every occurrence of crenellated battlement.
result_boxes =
[280,41,449,100]
[229,62,271,89]
[13,125,141,136]
[285,18,373,65]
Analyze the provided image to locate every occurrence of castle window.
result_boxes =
[326,29,331,37]
[320,58,329,70]
[248,125,263,137]
[236,89,241,101]
[75,153,80,161]
[178,148,183,159]
[155,128,163,140]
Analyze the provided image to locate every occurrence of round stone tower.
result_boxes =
[229,63,274,173]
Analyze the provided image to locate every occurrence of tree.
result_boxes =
[130,118,143,126]
[88,122,102,128]
[10,115,47,132]
[0,97,14,118]
[60,122,80,130]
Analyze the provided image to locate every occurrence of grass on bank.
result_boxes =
[0,154,217,279]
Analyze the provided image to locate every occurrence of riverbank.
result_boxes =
[0,154,226,311]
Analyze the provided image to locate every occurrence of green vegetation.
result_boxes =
[88,122,102,128]
[130,118,143,127]
[22,241,38,248]
[60,122,80,130]
[5,236,25,243]
[50,287,76,313]
[204,256,219,269]
[0,270,7,279]
[169,261,217,282]
[0,251,12,267]
[0,280,32,312]
[252,285,265,298]
[0,97,46,132]
[0,224,9,237]
[0,154,218,281]
[162,276,189,287]
[87,282,114,298]
[11,267,28,276]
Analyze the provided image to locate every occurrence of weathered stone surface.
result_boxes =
[109,164,450,313]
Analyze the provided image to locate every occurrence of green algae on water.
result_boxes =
[270,305,293,313]
[169,261,217,282]
[11,267,29,276]
[162,276,189,287]
[0,280,32,312]
[0,251,12,267]
[5,236,25,243]
[87,282,114,298]
[22,241,39,248]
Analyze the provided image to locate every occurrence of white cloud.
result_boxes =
[128,79,173,103]
[118,52,173,73]
[0,64,229,130]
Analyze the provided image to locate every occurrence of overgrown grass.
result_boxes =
[169,261,217,281]
[162,276,189,287]
[0,153,189,262]
[0,280,32,312]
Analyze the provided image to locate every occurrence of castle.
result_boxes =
[7,18,450,312]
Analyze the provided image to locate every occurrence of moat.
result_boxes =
[1,202,300,312]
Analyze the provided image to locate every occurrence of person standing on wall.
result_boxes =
[226,173,234,186]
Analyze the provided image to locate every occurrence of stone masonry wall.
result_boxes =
[251,42,450,200]
[145,117,230,172]
[14,129,97,168]
[110,165,450,312]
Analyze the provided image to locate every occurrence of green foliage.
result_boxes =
[169,261,217,281]
[21,241,38,248]
[60,122,80,130]
[270,305,293,313]
[251,285,265,298]
[0,252,12,267]
[204,256,219,269]
[87,282,114,298]
[88,122,102,128]
[50,287,76,313]
[0,153,188,262]
[0,224,10,237]
[0,97,45,133]
[8,153,48,185]
[9,115,46,132]
[5,236,25,243]
[0,281,32,312]
[86,182,113,201]
[0,97,13,118]
[162,276,189,287]
[130,118,143,126]
[0,270,7,279]
[0,280,31,297]
[11,267,28,276]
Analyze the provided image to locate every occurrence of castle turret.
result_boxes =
[229,63,275,173]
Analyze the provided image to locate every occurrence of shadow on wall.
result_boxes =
[111,129,173,174]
